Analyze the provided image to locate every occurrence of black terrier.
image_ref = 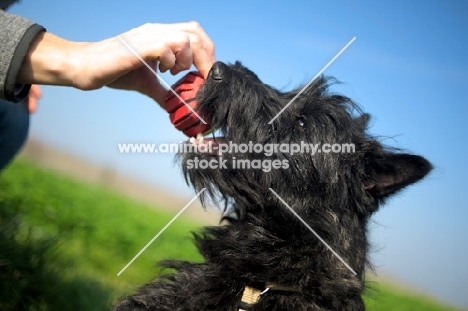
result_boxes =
[113,62,432,310]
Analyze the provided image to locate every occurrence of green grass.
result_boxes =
[0,158,202,310]
[0,158,460,310]
[364,282,459,310]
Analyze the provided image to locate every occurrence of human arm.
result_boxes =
[16,22,215,106]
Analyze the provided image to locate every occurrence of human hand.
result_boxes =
[26,84,41,113]
[18,22,215,106]
[101,22,215,106]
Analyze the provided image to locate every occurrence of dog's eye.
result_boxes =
[295,118,305,127]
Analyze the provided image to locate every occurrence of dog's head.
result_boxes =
[181,61,432,218]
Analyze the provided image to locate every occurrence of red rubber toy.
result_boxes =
[165,72,210,137]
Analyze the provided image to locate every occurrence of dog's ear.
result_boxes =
[364,153,432,198]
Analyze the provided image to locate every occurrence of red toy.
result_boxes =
[165,72,210,137]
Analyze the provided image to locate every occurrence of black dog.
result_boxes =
[113,62,432,310]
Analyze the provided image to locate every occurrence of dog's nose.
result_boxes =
[209,61,226,81]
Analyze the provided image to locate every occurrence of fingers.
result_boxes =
[30,84,43,98]
[186,33,213,78]
[157,45,176,73]
[167,21,215,78]
[187,22,216,77]
[132,22,215,77]
[26,84,42,114]
[107,22,214,101]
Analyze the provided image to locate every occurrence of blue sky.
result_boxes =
[9,0,468,308]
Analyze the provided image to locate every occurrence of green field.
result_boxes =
[0,158,459,310]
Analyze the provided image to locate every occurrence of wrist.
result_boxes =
[17,32,85,88]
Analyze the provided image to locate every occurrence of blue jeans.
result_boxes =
[0,99,29,171]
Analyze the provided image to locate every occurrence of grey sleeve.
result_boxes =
[0,10,45,103]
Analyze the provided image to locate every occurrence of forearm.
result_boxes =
[17,31,136,91]
[17,32,87,88]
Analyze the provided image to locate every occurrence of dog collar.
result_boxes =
[238,283,302,311]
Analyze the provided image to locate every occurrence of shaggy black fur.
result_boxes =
[113,62,432,310]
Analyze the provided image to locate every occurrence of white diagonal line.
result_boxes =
[268,37,356,124]
[268,188,357,275]
[117,36,207,124]
[117,188,206,276]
